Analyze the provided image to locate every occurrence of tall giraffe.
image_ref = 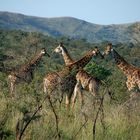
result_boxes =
[103,43,140,93]
[44,43,103,108]
[54,43,101,108]
[8,48,50,95]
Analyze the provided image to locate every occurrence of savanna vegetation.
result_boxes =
[0,30,140,140]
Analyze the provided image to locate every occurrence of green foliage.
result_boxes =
[85,62,111,80]
[0,128,13,140]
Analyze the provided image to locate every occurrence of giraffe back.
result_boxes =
[76,70,100,90]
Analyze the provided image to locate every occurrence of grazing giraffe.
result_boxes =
[54,43,101,108]
[44,43,103,108]
[103,43,140,94]
[8,48,50,96]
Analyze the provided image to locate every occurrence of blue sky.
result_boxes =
[0,0,140,25]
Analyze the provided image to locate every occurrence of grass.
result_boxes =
[0,74,140,140]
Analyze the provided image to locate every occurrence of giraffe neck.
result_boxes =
[61,47,74,65]
[16,51,44,75]
[112,49,135,76]
[29,52,44,66]
[69,51,94,70]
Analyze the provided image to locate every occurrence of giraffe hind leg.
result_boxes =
[137,80,140,92]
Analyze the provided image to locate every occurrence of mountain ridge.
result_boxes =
[0,11,140,44]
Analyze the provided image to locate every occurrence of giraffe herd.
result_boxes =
[2,42,140,108]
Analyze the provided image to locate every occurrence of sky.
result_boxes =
[0,0,140,25]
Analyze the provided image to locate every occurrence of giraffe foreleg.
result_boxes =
[43,78,51,95]
[10,82,15,97]
[72,81,83,109]
[8,75,16,97]
[66,94,70,109]
[89,80,100,107]
[78,90,84,108]
[43,79,47,94]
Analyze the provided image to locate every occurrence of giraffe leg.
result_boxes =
[78,90,84,109]
[72,82,82,109]
[8,75,16,97]
[43,78,51,95]
[126,80,132,91]
[89,80,100,107]
[137,80,140,91]
[43,79,47,94]
[126,80,138,98]
[66,95,70,109]
[10,82,15,97]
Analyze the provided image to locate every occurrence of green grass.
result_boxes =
[0,81,140,140]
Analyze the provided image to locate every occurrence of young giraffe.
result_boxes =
[103,43,140,94]
[8,48,50,96]
[44,45,102,108]
[54,43,101,108]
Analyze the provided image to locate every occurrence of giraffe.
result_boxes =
[103,43,140,94]
[44,43,103,108]
[8,48,50,96]
[54,43,102,108]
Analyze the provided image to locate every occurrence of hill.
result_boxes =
[0,11,140,44]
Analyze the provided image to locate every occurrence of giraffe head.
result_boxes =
[93,46,104,59]
[40,48,50,57]
[103,42,126,65]
[103,43,113,56]
[54,42,68,55]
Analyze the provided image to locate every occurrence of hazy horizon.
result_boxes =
[0,10,139,26]
[0,0,140,25]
